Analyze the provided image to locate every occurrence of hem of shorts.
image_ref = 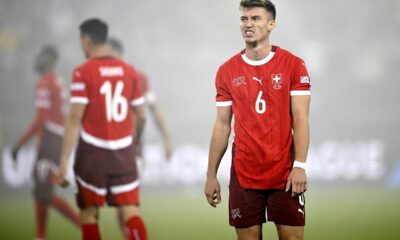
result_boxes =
[229,219,267,228]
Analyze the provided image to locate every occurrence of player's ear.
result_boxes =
[267,19,276,32]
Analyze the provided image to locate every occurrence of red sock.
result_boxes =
[126,216,147,240]
[51,195,80,227]
[82,223,101,240]
[35,200,49,239]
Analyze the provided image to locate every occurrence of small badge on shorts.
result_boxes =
[231,208,242,219]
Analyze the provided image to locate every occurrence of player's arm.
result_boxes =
[58,103,86,186]
[286,95,310,196]
[132,103,146,147]
[147,101,173,160]
[12,108,47,159]
[205,106,232,207]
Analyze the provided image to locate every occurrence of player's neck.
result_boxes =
[88,45,110,59]
[244,40,272,61]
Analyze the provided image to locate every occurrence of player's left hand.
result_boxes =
[285,168,307,197]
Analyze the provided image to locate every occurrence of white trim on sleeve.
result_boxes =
[145,91,157,104]
[80,129,133,150]
[70,83,86,91]
[110,180,140,194]
[216,101,233,107]
[70,97,89,104]
[290,90,311,96]
[45,121,64,136]
[76,176,107,196]
[131,96,145,106]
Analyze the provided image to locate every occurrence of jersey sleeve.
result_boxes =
[130,68,145,107]
[215,67,232,107]
[290,57,311,96]
[70,68,89,104]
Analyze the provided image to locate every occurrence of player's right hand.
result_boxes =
[204,176,222,208]
[11,146,19,162]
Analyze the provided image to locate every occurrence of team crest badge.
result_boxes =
[232,76,246,87]
[271,74,282,90]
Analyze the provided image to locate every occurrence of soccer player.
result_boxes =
[107,37,173,161]
[107,37,173,239]
[57,19,147,240]
[12,45,80,240]
[204,1,311,240]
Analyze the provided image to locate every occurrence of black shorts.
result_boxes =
[229,159,305,227]
[74,138,140,209]
[33,128,62,202]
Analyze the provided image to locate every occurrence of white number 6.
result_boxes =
[255,90,266,114]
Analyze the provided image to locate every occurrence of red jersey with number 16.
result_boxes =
[215,46,311,190]
[70,57,144,150]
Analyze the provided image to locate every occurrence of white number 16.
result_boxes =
[100,80,128,122]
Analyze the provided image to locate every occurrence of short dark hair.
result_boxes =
[79,18,108,44]
[107,37,124,54]
[240,0,276,20]
[40,45,58,64]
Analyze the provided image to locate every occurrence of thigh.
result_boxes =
[74,139,108,209]
[107,171,140,207]
[267,191,305,226]
[275,224,304,240]
[236,225,262,240]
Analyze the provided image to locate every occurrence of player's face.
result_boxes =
[240,7,275,45]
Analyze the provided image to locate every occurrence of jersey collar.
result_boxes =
[241,46,277,66]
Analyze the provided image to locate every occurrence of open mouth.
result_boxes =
[244,30,254,36]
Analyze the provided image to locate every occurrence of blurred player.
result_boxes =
[107,37,173,239]
[107,37,173,160]
[204,1,311,240]
[12,45,80,240]
[58,19,147,240]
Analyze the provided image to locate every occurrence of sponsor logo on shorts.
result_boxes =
[231,208,242,219]
[298,208,305,217]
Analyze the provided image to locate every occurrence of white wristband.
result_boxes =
[293,160,306,170]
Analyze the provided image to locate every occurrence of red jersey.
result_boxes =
[16,72,65,148]
[70,57,144,150]
[215,46,311,189]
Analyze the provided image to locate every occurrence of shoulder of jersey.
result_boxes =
[276,47,303,63]
[218,51,244,71]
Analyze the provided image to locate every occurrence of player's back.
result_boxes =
[35,72,65,134]
[71,57,144,150]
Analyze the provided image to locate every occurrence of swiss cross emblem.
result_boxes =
[271,74,282,90]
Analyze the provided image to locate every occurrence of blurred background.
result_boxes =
[0,0,399,239]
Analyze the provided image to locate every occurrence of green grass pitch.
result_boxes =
[0,187,399,239]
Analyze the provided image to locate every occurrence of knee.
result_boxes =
[80,207,99,224]
[236,225,262,240]
[276,225,304,240]
[119,204,141,223]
